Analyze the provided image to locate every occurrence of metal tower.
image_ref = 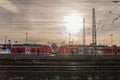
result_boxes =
[92,8,97,56]
[83,18,86,45]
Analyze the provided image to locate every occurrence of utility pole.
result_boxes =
[8,40,11,54]
[83,18,86,45]
[15,41,18,44]
[68,33,71,54]
[72,38,74,45]
[69,33,71,45]
[26,32,28,44]
[92,8,97,56]
[110,34,113,46]
[5,36,7,50]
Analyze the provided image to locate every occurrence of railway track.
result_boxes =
[0,54,120,80]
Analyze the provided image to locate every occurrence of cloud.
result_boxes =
[0,0,19,13]
[0,0,120,45]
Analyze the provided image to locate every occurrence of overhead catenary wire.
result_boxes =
[94,1,120,32]
[109,2,120,23]
[110,2,120,12]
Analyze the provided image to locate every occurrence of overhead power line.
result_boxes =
[109,2,120,23]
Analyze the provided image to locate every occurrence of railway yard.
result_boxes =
[0,54,119,80]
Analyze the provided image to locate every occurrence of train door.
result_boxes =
[97,47,103,55]
[63,48,66,53]
[116,47,120,55]
[79,47,84,55]
[26,47,30,54]
[83,47,92,55]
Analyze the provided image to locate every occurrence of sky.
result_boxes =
[0,0,120,45]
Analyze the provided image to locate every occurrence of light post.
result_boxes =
[110,34,113,46]
[8,40,11,54]
[83,18,86,45]
[15,41,18,44]
[71,36,74,45]
[69,33,71,45]
[26,32,28,44]
[8,40,11,45]
[5,36,7,50]
[68,33,71,54]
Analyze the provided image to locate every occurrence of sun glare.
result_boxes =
[63,11,83,34]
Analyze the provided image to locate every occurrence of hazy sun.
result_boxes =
[63,11,83,34]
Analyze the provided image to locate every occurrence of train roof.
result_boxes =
[59,45,109,47]
[12,44,42,46]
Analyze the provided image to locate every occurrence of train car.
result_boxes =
[11,45,26,54]
[57,45,80,54]
[116,46,120,55]
[40,45,53,54]
[11,45,53,54]
[30,45,52,54]
[79,46,106,55]
[80,46,115,55]
[57,45,69,54]
[57,45,120,55]
[8,44,120,55]
[102,47,115,55]
[29,46,41,54]
[57,45,95,55]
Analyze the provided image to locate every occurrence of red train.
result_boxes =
[57,45,120,55]
[1,44,120,55]
[11,45,53,54]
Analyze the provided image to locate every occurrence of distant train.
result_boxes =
[57,45,120,55]
[11,45,53,54]
[0,44,120,55]
[0,44,53,54]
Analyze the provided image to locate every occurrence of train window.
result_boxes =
[42,49,45,53]
[32,49,36,53]
[41,49,44,53]
[104,48,114,54]
[117,49,120,53]
[63,48,66,53]
[74,49,76,53]
[99,49,103,51]
[44,49,46,53]
[37,49,40,54]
